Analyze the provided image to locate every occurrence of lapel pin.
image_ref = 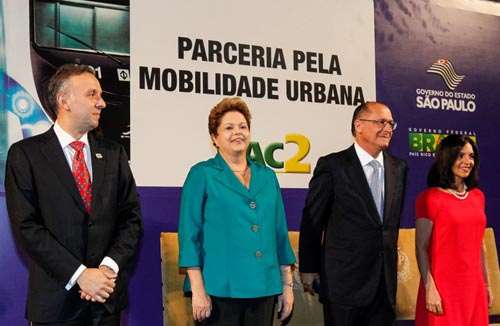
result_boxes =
[95,153,103,159]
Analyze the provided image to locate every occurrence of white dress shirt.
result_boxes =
[53,122,119,290]
[354,142,385,199]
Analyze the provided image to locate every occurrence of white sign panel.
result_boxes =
[131,0,376,187]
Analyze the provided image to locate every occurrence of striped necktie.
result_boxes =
[70,141,92,213]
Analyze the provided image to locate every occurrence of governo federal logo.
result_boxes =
[427,58,465,91]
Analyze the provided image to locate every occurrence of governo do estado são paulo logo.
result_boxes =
[415,58,476,113]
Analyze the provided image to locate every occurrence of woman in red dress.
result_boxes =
[415,135,493,325]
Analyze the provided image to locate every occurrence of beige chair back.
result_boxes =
[160,233,192,326]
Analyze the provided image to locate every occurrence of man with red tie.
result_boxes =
[5,64,143,325]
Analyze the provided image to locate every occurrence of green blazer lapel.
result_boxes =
[211,153,251,199]
[40,128,86,212]
[248,160,270,198]
[89,133,106,213]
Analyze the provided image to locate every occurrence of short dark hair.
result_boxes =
[351,101,381,136]
[47,64,96,116]
[427,135,479,190]
[208,97,252,139]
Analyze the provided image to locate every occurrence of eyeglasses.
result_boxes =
[358,119,397,130]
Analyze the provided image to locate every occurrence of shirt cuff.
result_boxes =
[100,256,119,274]
[65,264,87,291]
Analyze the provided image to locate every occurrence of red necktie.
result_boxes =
[70,141,92,213]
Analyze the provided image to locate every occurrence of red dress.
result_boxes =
[415,188,488,326]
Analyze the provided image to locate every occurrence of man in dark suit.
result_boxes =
[5,64,142,325]
[299,101,408,326]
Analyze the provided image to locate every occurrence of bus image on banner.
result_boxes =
[30,0,130,155]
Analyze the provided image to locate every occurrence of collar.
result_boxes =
[53,121,90,149]
[354,142,384,167]
[213,152,257,170]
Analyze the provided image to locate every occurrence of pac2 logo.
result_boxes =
[248,133,311,173]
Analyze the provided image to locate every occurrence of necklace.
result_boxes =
[446,186,468,200]
[231,166,248,177]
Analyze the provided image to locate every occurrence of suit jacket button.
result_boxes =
[251,224,259,232]
[249,201,257,209]
[255,250,262,258]
[379,251,384,257]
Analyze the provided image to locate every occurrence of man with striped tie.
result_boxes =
[5,64,142,325]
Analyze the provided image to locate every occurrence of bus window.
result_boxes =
[34,0,129,55]
[96,7,129,54]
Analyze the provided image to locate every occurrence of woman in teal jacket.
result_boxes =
[178,97,296,325]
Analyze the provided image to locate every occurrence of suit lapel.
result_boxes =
[383,153,398,224]
[40,128,86,212]
[89,133,106,213]
[344,146,382,225]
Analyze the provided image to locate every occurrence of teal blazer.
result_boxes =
[178,153,296,298]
